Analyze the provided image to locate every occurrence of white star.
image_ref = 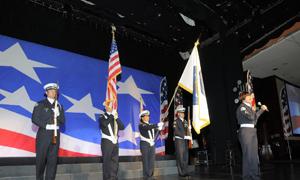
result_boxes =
[0,43,55,83]
[62,93,103,121]
[0,86,36,113]
[117,75,153,106]
[118,123,140,146]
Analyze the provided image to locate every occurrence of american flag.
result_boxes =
[159,77,168,139]
[174,87,183,119]
[280,86,292,137]
[245,70,256,109]
[106,34,121,110]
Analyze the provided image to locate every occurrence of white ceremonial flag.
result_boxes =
[178,42,210,134]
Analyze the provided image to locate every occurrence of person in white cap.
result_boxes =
[99,99,125,180]
[173,105,191,177]
[138,110,163,180]
[31,83,65,180]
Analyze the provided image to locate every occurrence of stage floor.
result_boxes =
[132,162,300,180]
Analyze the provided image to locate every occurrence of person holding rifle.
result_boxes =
[173,105,191,177]
[138,110,164,180]
[32,83,65,180]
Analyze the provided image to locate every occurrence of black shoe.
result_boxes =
[179,174,191,178]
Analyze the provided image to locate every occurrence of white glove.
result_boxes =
[112,110,118,119]
[46,124,59,130]
[184,136,192,140]
[52,107,60,117]
[150,142,155,146]
[157,122,164,130]
[261,105,269,112]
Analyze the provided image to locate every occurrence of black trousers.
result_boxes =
[36,131,59,180]
[238,128,260,180]
[175,138,189,176]
[101,139,119,180]
[140,141,155,179]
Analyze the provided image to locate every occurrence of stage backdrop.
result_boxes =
[0,34,165,157]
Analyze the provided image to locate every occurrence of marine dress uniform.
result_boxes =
[31,83,65,180]
[173,106,191,177]
[138,110,163,179]
[99,100,125,180]
[236,95,266,180]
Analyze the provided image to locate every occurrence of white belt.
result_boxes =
[240,124,255,128]
[175,136,184,139]
[45,126,59,130]
[140,135,154,146]
[102,132,117,144]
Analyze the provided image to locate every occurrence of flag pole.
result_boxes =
[140,97,143,113]
[165,85,179,114]
[165,39,200,114]
[154,85,179,141]
[111,24,116,39]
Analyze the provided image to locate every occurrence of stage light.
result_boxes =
[79,0,95,6]
[179,51,190,60]
[179,13,195,27]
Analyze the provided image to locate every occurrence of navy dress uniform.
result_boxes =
[99,100,125,180]
[31,83,65,180]
[138,110,163,179]
[173,106,191,177]
[236,92,267,180]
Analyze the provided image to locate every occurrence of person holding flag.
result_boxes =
[99,25,124,180]
[173,105,191,177]
[99,99,124,180]
[165,39,210,177]
[138,110,163,179]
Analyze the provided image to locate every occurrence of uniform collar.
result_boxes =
[243,102,252,108]
[106,111,112,115]
[142,121,150,124]
[47,98,55,104]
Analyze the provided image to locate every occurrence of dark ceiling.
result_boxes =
[60,0,300,55]
[2,0,298,58]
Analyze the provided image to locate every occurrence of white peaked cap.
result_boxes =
[139,110,150,118]
[43,83,59,91]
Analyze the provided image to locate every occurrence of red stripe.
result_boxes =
[109,58,120,70]
[0,128,35,153]
[108,69,121,80]
[157,151,165,156]
[0,129,97,157]
[108,83,117,95]
[109,54,119,63]
[58,148,97,157]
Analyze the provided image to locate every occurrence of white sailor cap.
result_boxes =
[43,83,59,91]
[175,105,185,113]
[139,110,150,118]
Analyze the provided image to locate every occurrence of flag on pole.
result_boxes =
[174,87,183,121]
[159,77,169,139]
[245,70,256,110]
[178,41,210,134]
[106,27,122,111]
